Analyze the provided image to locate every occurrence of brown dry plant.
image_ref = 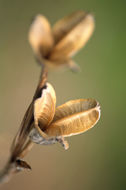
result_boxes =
[0,11,101,185]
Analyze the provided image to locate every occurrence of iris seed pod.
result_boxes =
[30,83,100,149]
[29,11,95,71]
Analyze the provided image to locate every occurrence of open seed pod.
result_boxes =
[45,99,100,137]
[49,11,95,60]
[29,11,95,70]
[29,15,54,57]
[30,82,101,149]
[34,82,56,131]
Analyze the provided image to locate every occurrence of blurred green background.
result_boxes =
[0,0,126,189]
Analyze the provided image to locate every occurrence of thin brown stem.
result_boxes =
[19,140,34,158]
[0,161,18,185]
[0,65,48,184]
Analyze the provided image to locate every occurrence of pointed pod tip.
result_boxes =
[96,103,101,120]
[69,62,81,73]
[31,14,41,23]
[31,14,46,23]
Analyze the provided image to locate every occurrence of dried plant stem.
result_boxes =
[0,65,48,185]
[0,161,17,184]
[19,140,34,158]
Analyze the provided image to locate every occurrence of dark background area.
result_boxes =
[0,0,126,189]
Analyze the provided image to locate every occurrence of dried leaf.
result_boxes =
[29,15,54,57]
[34,83,56,131]
[49,12,95,60]
[15,159,31,171]
[45,99,100,137]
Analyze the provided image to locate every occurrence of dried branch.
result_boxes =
[0,65,48,185]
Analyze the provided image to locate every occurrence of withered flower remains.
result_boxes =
[0,11,100,184]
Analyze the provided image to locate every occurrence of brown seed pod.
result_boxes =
[28,11,95,70]
[34,83,56,131]
[29,15,54,57]
[46,99,100,137]
[31,83,101,149]
[49,12,95,60]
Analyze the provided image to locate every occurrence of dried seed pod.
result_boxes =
[28,11,95,70]
[49,12,95,60]
[31,83,100,150]
[34,83,56,131]
[45,99,100,137]
[52,11,87,43]
[29,15,54,57]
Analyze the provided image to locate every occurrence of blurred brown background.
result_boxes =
[0,0,125,189]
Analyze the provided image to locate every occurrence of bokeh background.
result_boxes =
[0,0,125,189]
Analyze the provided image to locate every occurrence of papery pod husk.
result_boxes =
[34,83,56,131]
[45,99,100,137]
[52,11,87,43]
[29,15,54,57]
[49,12,95,60]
